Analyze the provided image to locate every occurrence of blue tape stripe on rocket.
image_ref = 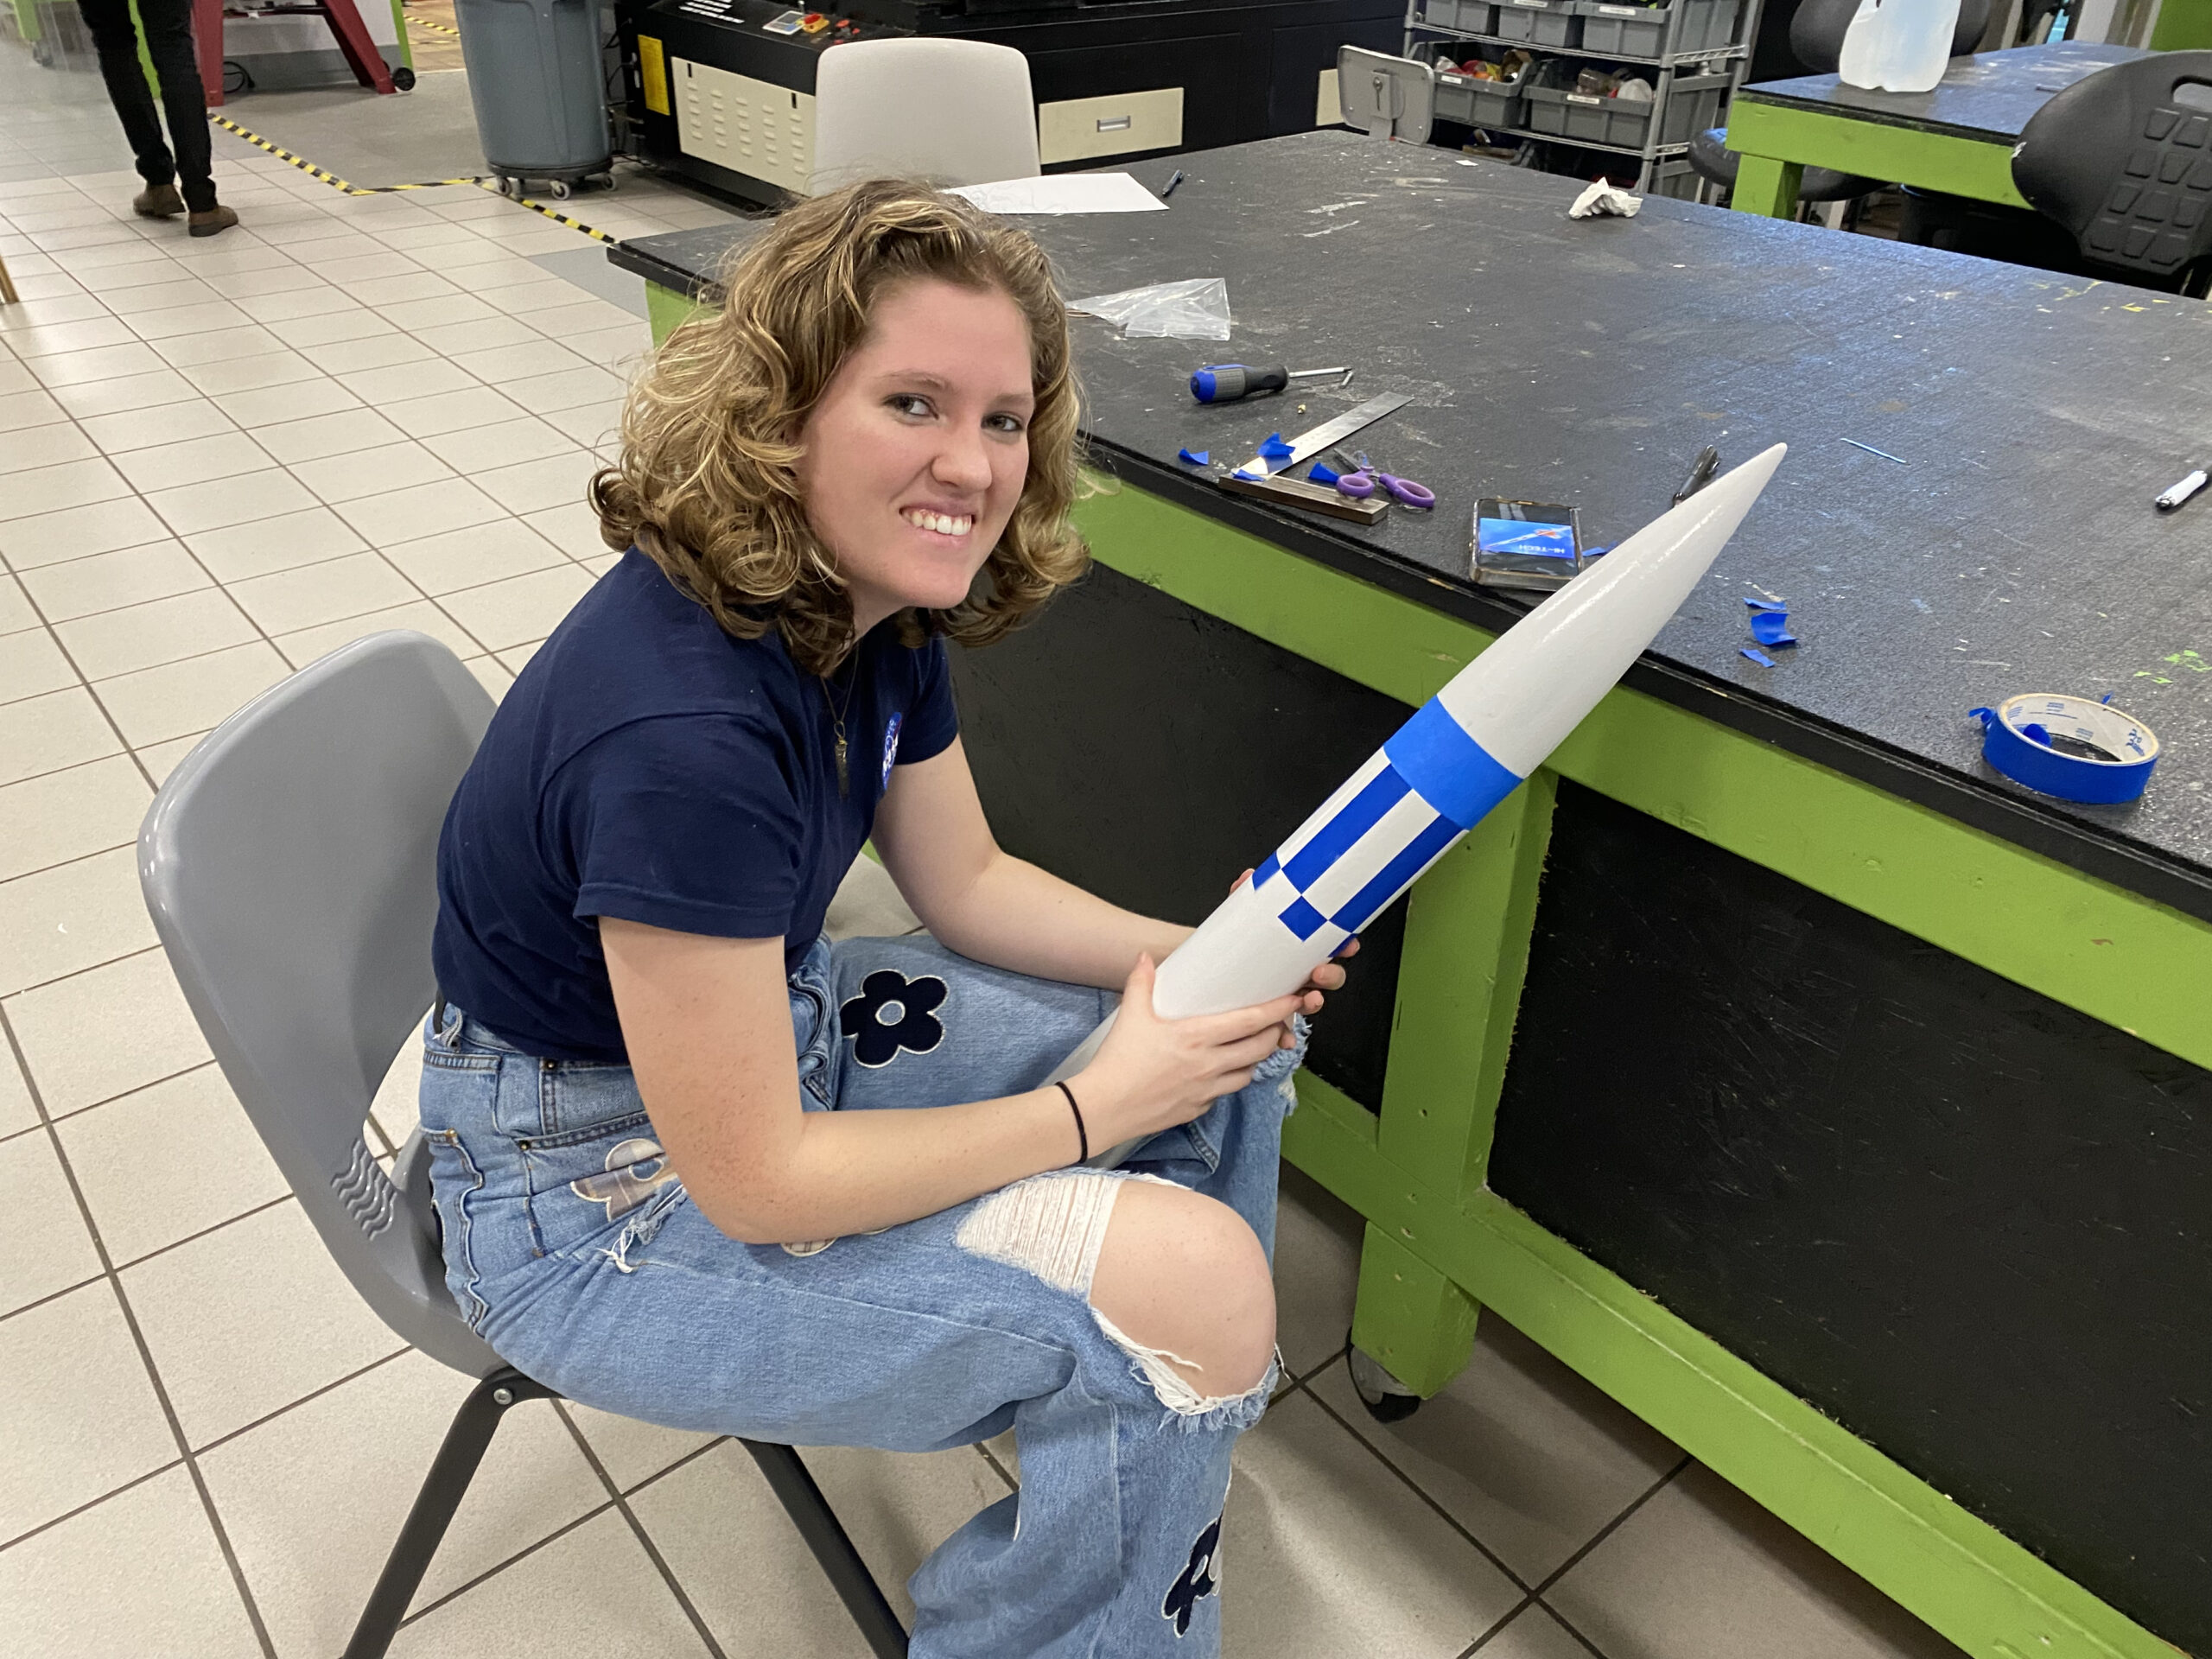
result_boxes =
[1382,698,1524,830]
[1329,812,1461,933]
[1284,768,1409,887]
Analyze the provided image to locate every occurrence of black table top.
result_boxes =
[612,130,2212,920]
[1736,40,2149,140]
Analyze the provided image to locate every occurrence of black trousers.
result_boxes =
[77,0,219,213]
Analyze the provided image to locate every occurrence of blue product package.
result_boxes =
[1476,518,1578,559]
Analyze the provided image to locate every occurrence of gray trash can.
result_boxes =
[452,0,612,200]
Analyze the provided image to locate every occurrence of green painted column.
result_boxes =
[2150,0,2212,47]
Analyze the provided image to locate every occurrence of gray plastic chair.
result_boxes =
[137,631,906,1659]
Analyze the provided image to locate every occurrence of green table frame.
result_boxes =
[643,293,2209,1659]
[1726,17,2212,219]
[1724,92,2030,218]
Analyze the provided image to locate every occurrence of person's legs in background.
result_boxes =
[73,0,236,234]
[76,0,182,216]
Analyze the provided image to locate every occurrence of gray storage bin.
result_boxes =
[454,0,611,187]
[1494,0,1581,46]
[1523,70,1728,149]
[1648,157,1706,200]
[1417,0,1501,32]
[1435,68,1528,130]
[1576,2,1669,55]
[1573,0,1745,58]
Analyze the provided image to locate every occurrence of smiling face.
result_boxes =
[792,276,1036,640]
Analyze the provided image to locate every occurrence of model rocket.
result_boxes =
[1059,444,1786,1145]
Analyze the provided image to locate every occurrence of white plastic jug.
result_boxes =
[1836,0,1962,92]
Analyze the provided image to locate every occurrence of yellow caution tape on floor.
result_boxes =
[207,114,620,243]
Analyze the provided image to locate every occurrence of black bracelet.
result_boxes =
[1055,1081,1089,1164]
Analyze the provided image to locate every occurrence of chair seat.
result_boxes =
[1690,127,1879,203]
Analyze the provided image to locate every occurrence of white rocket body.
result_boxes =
[1055,444,1785,1129]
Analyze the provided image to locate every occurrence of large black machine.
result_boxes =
[617,0,1403,206]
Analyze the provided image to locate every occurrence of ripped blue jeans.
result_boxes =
[417,933,1304,1657]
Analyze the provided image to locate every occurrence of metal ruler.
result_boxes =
[1230,392,1411,480]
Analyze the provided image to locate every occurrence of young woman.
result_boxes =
[420,180,1351,1656]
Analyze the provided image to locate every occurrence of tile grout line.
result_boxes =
[22,1051,216,1125]
[187,1343,412,1459]
[0,999,281,1659]
[974,1436,1020,1495]
[391,1489,626,1631]
[1295,1351,1539,1597]
[0,832,142,891]
[0,1454,187,1555]
[0,499,161,791]
[1453,1452,1694,1659]
[550,1399,733,1659]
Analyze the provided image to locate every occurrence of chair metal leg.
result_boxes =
[741,1439,911,1658]
[342,1367,558,1659]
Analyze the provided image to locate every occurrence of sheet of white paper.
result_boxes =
[949,173,1168,215]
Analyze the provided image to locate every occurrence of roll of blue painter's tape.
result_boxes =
[1968,693,2159,804]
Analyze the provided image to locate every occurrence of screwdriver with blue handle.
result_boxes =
[1189,363,1350,404]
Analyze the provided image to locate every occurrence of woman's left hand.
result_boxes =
[1230,869,1358,1047]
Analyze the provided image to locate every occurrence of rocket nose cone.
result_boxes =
[1698,442,1787,519]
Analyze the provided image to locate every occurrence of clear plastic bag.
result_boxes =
[1066,277,1233,341]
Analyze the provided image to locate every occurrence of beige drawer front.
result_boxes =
[1037,87,1184,165]
[674,58,814,194]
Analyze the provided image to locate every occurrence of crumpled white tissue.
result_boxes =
[1569,179,1643,219]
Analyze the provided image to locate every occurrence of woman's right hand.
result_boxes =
[1072,955,1313,1148]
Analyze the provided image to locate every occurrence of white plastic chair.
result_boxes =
[810,37,1041,194]
[138,631,906,1659]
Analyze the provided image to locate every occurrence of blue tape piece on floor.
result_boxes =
[1258,432,1294,460]
[1741,647,1775,667]
[1381,699,1523,830]
[1179,448,1209,466]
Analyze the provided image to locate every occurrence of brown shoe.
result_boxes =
[133,182,185,219]
[188,205,239,238]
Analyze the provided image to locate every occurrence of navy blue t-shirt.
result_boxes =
[431,548,959,1062]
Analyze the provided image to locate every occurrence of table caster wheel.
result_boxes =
[1349,1344,1421,1423]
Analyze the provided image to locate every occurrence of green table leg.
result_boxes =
[1732,152,1805,219]
[1351,766,1556,1395]
[1353,1226,1479,1394]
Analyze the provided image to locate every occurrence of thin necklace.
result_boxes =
[821,660,854,798]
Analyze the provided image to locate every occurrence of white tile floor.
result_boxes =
[2,38,1974,1659]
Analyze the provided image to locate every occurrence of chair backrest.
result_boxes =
[1336,47,1435,146]
[810,39,1040,194]
[138,632,502,1377]
[1789,0,1988,74]
[2014,52,2212,291]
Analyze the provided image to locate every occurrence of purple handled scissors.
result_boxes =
[1335,451,1435,509]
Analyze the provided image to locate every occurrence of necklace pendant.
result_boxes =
[835,735,849,798]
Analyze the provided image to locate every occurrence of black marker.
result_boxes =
[1161,169,1186,200]
[1671,444,1720,505]
[2155,467,2207,512]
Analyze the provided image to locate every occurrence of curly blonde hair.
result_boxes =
[589,180,1089,675]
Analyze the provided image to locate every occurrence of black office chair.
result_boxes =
[1691,0,1989,208]
[2014,51,2212,296]
[1788,0,1990,71]
[1688,128,1878,204]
